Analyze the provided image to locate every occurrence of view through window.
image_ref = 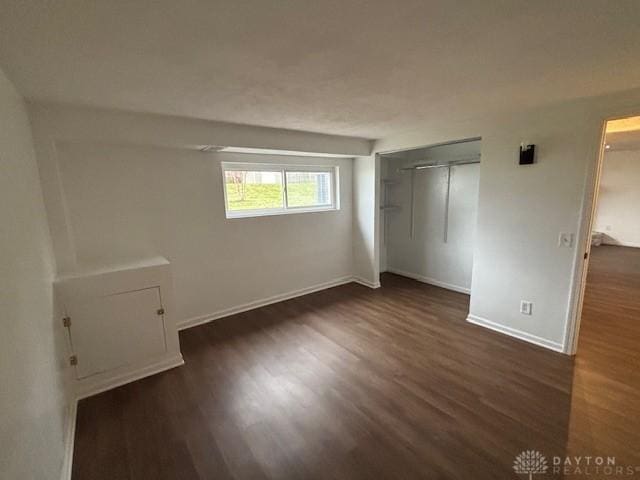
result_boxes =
[222,163,337,217]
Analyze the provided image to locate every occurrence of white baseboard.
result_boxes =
[177,276,356,330]
[75,353,184,400]
[602,240,640,249]
[352,276,381,289]
[466,314,565,353]
[60,398,77,480]
[386,268,471,294]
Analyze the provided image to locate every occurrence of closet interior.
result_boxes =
[379,138,481,294]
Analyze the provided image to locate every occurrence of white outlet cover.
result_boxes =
[520,301,533,315]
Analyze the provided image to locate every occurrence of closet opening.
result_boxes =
[379,137,481,296]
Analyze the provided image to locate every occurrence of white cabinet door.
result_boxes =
[67,287,167,379]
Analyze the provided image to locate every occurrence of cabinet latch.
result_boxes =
[156,308,165,316]
[62,316,71,328]
[69,355,78,366]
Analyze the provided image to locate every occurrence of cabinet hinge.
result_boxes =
[584,252,589,260]
[62,316,71,328]
[156,308,165,316]
[69,355,78,366]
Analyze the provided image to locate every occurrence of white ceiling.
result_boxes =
[1,1,640,139]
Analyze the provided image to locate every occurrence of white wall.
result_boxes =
[594,149,640,248]
[382,141,480,292]
[42,140,354,327]
[352,155,380,287]
[367,87,640,353]
[0,69,72,479]
[29,103,371,273]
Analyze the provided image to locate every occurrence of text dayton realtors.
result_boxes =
[552,456,638,476]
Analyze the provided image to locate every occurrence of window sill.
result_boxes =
[225,206,338,219]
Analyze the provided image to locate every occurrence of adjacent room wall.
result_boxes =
[369,87,640,353]
[40,140,354,328]
[381,141,480,293]
[594,149,640,248]
[0,69,72,479]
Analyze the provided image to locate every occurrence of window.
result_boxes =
[222,162,338,218]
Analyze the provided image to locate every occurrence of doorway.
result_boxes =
[572,115,640,356]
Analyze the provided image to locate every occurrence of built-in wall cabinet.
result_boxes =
[55,257,183,398]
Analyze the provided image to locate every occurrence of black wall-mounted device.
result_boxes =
[519,144,536,165]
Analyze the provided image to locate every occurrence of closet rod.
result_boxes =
[403,156,480,243]
[399,156,481,171]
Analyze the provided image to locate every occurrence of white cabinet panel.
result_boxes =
[55,257,183,397]
[68,287,167,379]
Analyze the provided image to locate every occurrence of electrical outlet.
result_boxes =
[520,301,533,315]
[558,233,574,248]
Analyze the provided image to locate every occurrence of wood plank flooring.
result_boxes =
[566,245,640,472]
[72,249,640,479]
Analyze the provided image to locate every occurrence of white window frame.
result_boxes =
[221,162,339,219]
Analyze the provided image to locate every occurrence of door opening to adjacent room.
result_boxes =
[570,115,640,356]
[378,138,481,298]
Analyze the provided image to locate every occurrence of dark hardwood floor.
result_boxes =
[72,249,640,479]
[568,246,640,469]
